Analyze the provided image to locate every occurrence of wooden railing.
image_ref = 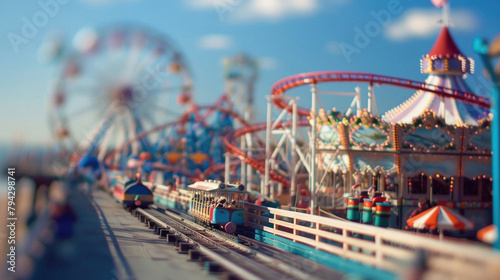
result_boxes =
[244,203,500,280]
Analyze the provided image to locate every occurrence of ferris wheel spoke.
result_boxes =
[66,101,107,120]
[131,48,170,81]
[120,46,145,83]
[124,50,158,81]
[132,62,171,89]
[113,121,127,166]
[64,85,101,95]
[124,110,140,155]
[141,110,164,131]
[149,85,188,95]
[97,122,117,160]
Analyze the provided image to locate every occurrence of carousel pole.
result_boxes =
[474,38,500,250]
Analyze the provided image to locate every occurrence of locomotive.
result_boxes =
[113,174,154,208]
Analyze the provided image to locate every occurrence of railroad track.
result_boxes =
[133,206,335,280]
[163,206,344,279]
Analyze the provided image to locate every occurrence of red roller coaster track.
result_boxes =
[270,71,490,117]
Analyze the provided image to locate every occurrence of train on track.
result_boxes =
[188,180,248,234]
[107,173,269,233]
[112,174,154,208]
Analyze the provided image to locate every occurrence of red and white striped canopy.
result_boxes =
[407,205,474,230]
[477,225,498,244]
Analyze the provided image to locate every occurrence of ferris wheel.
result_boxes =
[47,25,193,161]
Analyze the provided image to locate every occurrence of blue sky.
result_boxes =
[0,0,499,146]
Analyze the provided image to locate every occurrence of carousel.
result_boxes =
[316,26,492,229]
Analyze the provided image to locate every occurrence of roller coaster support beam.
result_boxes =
[290,96,298,208]
[264,95,301,198]
[245,133,254,192]
[474,37,499,250]
[265,96,272,195]
[310,83,317,214]
[368,82,378,116]
[225,152,231,183]
[240,136,247,187]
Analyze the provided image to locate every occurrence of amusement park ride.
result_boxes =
[48,11,497,237]
[15,2,499,279]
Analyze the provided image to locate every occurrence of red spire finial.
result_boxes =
[421,26,473,75]
[428,27,463,58]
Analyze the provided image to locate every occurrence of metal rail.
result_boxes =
[135,207,330,280]
[163,207,344,279]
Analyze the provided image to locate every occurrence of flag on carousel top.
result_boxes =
[431,0,447,7]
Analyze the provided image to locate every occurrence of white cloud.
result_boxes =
[258,57,277,70]
[188,0,320,22]
[198,34,233,49]
[385,8,478,41]
[234,0,317,22]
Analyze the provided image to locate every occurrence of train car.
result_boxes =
[113,175,154,208]
[188,180,248,234]
[150,183,191,212]
[112,176,137,198]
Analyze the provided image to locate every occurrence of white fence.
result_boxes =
[244,203,500,280]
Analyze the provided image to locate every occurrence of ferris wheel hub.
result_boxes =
[110,85,135,107]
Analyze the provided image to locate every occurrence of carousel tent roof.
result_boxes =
[428,27,463,58]
[382,74,489,125]
[382,27,489,126]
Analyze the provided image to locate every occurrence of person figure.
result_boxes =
[209,200,216,210]
[49,198,78,262]
[407,198,431,233]
[81,166,96,196]
[255,196,264,206]
[297,189,310,209]
[216,197,227,208]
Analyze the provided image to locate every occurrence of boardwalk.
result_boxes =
[31,189,217,280]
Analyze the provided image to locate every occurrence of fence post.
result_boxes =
[316,222,320,242]
[375,235,383,267]
[293,217,297,242]
[343,229,348,253]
